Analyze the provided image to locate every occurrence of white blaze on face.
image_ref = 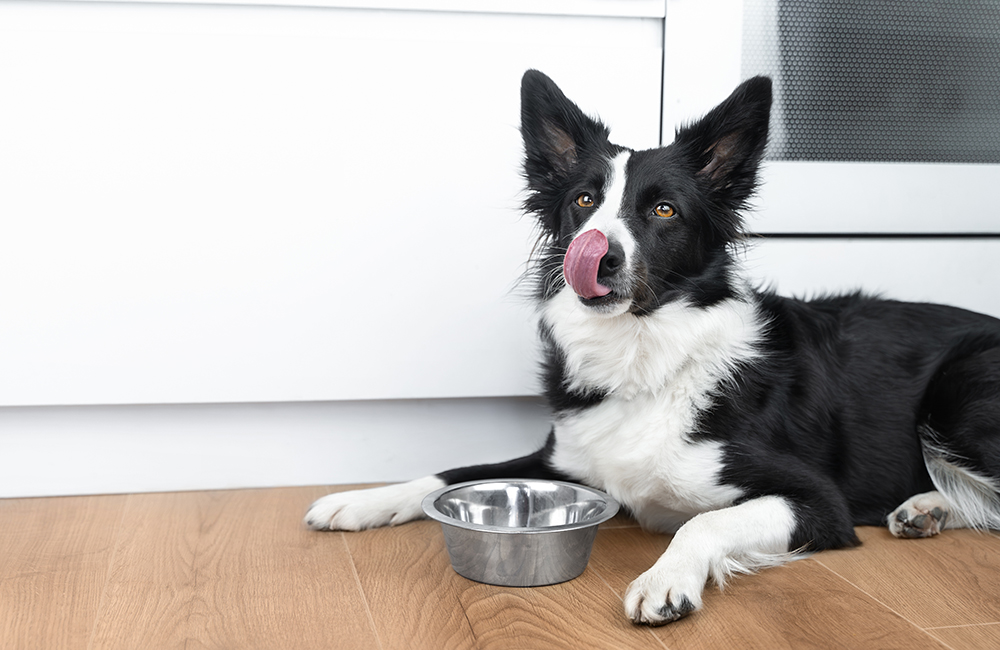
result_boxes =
[560,151,637,307]
[577,151,635,259]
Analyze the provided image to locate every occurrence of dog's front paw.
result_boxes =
[305,476,444,531]
[623,558,704,626]
[888,491,951,539]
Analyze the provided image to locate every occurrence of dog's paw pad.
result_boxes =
[627,590,698,627]
[623,563,703,626]
[889,497,949,539]
[654,596,697,625]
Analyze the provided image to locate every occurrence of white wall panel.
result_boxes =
[0,1,663,406]
[741,239,1000,319]
[0,397,550,498]
[5,239,997,498]
[751,163,1000,235]
[59,0,666,17]
[662,0,744,142]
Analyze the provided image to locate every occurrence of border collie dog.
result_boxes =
[307,71,1000,626]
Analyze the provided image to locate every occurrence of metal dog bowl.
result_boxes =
[421,479,619,587]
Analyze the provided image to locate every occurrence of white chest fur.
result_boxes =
[551,387,744,532]
[542,287,763,532]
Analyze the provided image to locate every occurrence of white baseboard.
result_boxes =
[0,397,551,498]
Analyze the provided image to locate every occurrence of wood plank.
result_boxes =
[87,492,199,650]
[666,560,948,650]
[88,486,381,650]
[187,486,382,650]
[586,525,671,591]
[346,518,665,650]
[344,519,478,650]
[0,494,127,650]
[816,527,1000,628]
[6,485,999,650]
[587,527,949,649]
[458,564,665,649]
[925,623,1000,650]
[600,511,642,530]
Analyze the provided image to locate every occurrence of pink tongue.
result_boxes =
[563,229,612,299]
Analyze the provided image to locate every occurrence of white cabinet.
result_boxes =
[3,0,999,410]
[0,1,664,406]
[741,240,1000,320]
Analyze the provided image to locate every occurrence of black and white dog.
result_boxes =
[306,71,1000,626]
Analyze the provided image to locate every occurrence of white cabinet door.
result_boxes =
[741,239,1000,320]
[0,2,663,406]
[751,163,1000,235]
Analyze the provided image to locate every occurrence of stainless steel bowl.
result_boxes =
[421,479,620,587]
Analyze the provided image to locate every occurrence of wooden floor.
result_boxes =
[3,484,1000,650]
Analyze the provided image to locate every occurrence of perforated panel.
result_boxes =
[742,0,1000,163]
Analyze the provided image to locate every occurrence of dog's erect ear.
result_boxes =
[674,76,772,212]
[521,70,610,185]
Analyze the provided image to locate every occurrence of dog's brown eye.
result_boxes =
[576,193,595,208]
[654,203,675,219]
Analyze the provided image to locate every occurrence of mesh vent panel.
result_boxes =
[741,0,1000,162]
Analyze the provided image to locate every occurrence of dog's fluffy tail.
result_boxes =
[920,425,1000,531]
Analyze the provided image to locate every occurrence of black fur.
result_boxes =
[437,429,570,485]
[438,70,1000,572]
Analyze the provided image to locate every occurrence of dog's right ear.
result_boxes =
[520,70,610,186]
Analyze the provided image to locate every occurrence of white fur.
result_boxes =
[888,490,968,537]
[542,286,764,399]
[551,390,743,533]
[543,285,765,531]
[922,433,1000,531]
[304,475,444,531]
[577,151,637,259]
[623,495,797,626]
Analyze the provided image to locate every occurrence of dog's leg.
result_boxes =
[888,490,968,538]
[623,495,797,626]
[305,430,571,530]
[914,345,1000,532]
[304,475,446,531]
[624,450,863,626]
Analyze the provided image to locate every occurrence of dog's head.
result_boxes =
[521,71,771,316]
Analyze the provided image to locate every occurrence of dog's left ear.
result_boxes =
[674,76,772,212]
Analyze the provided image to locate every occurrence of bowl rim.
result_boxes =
[421,478,620,535]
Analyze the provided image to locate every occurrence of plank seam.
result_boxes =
[585,556,670,649]
[811,558,956,650]
[85,494,130,650]
[924,621,1000,631]
[340,532,385,650]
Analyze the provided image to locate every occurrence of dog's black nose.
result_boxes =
[598,238,625,280]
